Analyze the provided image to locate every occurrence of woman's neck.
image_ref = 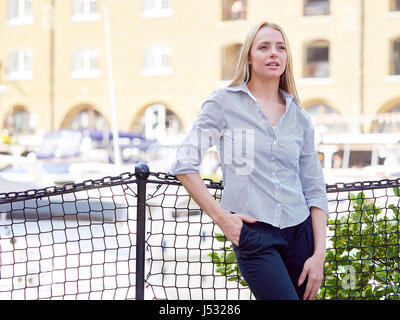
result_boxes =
[246,78,282,103]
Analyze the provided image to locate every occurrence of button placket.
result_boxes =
[271,136,281,225]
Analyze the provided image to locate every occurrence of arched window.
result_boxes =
[132,104,183,139]
[371,104,400,133]
[221,43,242,80]
[4,106,35,134]
[306,103,348,133]
[62,107,108,131]
[303,0,330,16]
[304,40,330,78]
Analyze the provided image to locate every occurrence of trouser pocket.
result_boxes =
[233,222,262,258]
[238,222,247,248]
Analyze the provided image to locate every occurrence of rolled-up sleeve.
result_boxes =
[169,97,227,176]
[298,115,329,217]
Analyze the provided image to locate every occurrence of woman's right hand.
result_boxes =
[174,173,257,246]
[217,211,257,246]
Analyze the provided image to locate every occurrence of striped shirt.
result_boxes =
[169,82,329,228]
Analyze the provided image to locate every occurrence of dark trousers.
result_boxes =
[232,214,314,300]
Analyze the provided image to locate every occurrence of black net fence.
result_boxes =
[0,163,399,300]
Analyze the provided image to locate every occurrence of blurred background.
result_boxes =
[0,0,399,191]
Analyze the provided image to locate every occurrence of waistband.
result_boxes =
[231,211,310,231]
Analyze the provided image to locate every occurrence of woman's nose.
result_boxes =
[269,51,278,57]
[269,48,278,56]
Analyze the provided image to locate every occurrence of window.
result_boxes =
[306,104,349,134]
[221,44,242,80]
[132,104,182,139]
[7,0,33,25]
[390,0,400,11]
[4,106,35,135]
[142,45,172,76]
[142,0,173,18]
[222,0,247,21]
[63,107,107,131]
[304,40,330,78]
[391,39,400,75]
[71,49,100,78]
[371,104,400,133]
[71,0,100,21]
[6,50,33,80]
[303,0,330,16]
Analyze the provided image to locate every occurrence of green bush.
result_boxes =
[208,187,400,300]
[208,233,247,287]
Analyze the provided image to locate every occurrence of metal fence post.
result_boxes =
[135,163,149,300]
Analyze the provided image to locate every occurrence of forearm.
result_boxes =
[310,206,327,257]
[175,173,228,225]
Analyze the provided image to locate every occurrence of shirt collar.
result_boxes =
[226,82,300,109]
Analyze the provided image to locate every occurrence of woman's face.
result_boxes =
[248,27,288,81]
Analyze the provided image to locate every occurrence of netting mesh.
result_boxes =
[145,182,253,300]
[322,184,400,300]
[0,169,399,300]
[0,182,138,300]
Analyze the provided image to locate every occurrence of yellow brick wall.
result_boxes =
[0,0,399,135]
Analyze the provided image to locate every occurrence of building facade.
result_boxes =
[0,0,399,142]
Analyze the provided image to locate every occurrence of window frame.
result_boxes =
[303,0,330,17]
[141,45,173,76]
[141,0,173,19]
[70,0,100,22]
[7,0,33,26]
[6,50,34,81]
[71,48,100,79]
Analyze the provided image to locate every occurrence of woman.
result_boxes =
[169,21,329,300]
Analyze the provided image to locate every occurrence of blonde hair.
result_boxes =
[228,21,301,106]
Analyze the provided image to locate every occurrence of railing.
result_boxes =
[0,163,399,300]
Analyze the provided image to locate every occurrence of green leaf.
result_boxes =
[361,284,372,298]
[375,271,388,283]
[352,192,366,206]
[214,233,227,242]
[389,204,399,219]
[216,266,227,275]
[208,252,221,264]
[225,251,237,264]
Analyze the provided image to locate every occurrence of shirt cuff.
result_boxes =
[169,160,200,176]
[306,198,329,217]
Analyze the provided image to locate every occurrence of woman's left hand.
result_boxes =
[297,252,325,300]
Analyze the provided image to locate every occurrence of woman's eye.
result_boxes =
[259,46,285,50]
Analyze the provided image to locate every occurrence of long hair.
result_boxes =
[228,21,301,107]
